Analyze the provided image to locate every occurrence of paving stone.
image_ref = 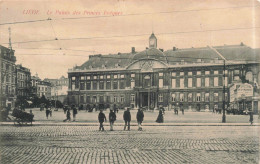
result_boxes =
[0,126,259,163]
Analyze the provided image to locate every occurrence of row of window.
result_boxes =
[171,77,228,88]
[17,73,29,80]
[75,92,227,104]
[79,95,127,104]
[72,80,134,90]
[71,76,228,91]
[1,85,15,95]
[72,74,133,81]
[70,70,231,81]
[170,92,228,102]
[38,87,48,91]
[1,63,15,72]
[1,75,16,84]
[171,70,228,76]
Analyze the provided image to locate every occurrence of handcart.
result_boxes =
[12,109,34,125]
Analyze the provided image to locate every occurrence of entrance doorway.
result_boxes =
[253,101,258,114]
[142,92,148,107]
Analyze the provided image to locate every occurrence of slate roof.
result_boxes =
[76,44,260,70]
[78,53,135,70]
[133,48,167,63]
[0,45,16,62]
[164,45,260,64]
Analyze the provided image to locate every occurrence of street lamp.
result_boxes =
[222,60,226,123]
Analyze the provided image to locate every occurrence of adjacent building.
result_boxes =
[37,80,51,99]
[68,33,260,113]
[0,45,16,109]
[44,76,69,103]
[31,73,41,97]
[16,64,31,98]
[31,73,51,99]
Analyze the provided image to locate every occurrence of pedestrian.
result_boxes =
[123,107,131,131]
[49,106,52,117]
[136,108,144,131]
[63,108,71,122]
[174,105,178,115]
[72,105,78,121]
[45,105,50,119]
[109,109,116,131]
[175,105,178,115]
[63,106,67,114]
[156,108,164,123]
[180,105,184,115]
[249,110,253,125]
[98,110,106,131]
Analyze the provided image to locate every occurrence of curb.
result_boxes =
[0,122,259,127]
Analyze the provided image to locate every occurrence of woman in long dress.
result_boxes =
[156,109,164,123]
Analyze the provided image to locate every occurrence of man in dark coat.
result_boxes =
[249,110,254,125]
[123,108,131,131]
[72,105,78,121]
[63,108,71,122]
[109,109,116,131]
[98,110,106,131]
[136,108,144,131]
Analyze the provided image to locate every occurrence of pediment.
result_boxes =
[126,59,168,71]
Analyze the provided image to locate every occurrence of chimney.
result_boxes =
[159,48,164,52]
[173,47,176,51]
[146,47,148,49]
[132,47,135,53]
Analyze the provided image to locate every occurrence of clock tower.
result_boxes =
[149,33,157,48]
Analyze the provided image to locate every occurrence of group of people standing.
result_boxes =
[63,105,78,122]
[98,107,144,131]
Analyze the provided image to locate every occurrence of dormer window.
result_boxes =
[89,66,93,69]
[102,64,106,69]
[181,60,185,65]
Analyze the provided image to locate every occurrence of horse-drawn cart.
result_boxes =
[12,109,34,125]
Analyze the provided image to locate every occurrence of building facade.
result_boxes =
[0,45,16,109]
[37,80,51,99]
[16,64,31,98]
[31,73,51,100]
[68,34,260,112]
[44,76,69,103]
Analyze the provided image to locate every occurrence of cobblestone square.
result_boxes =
[0,125,259,164]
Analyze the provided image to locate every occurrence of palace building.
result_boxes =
[68,33,260,113]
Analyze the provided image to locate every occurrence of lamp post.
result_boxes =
[222,60,226,123]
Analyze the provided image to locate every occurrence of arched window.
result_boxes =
[144,75,151,87]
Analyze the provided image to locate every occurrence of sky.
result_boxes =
[0,0,259,79]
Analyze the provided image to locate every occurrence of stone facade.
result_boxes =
[16,64,31,98]
[68,34,260,112]
[0,45,16,109]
